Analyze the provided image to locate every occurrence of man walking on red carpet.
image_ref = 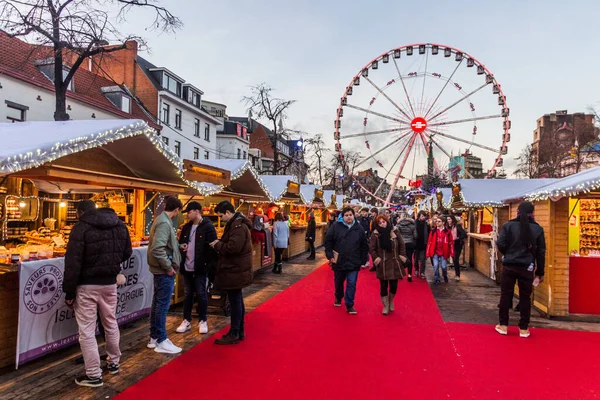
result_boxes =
[325,207,369,314]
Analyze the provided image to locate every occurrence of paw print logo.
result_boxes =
[23,265,63,314]
[33,278,56,297]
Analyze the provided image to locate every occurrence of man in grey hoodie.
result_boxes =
[147,196,182,354]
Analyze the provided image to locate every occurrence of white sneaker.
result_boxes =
[176,320,191,333]
[147,338,158,349]
[199,320,208,334]
[154,338,182,354]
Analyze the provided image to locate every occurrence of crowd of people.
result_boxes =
[60,196,543,388]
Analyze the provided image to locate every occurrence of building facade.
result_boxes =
[0,32,156,126]
[93,41,221,162]
[216,120,250,160]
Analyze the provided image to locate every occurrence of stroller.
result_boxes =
[206,269,231,316]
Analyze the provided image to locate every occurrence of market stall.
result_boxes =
[185,160,274,273]
[503,167,600,318]
[0,119,221,368]
[450,179,555,282]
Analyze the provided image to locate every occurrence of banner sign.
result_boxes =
[16,247,153,367]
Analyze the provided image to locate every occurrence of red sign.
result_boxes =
[411,117,427,133]
[242,127,247,139]
[409,179,422,188]
[236,124,241,136]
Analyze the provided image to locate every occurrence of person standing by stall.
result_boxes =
[210,201,253,345]
[306,211,317,260]
[64,200,132,387]
[147,196,183,354]
[496,201,546,338]
[397,213,417,282]
[370,215,406,315]
[426,217,453,285]
[414,211,430,279]
[447,215,467,282]
[272,212,290,274]
[175,201,217,335]
[325,207,369,314]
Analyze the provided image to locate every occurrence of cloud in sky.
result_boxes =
[120,0,600,178]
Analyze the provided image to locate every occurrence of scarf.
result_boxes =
[375,225,393,251]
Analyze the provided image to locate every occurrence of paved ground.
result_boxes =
[429,263,600,332]
[0,253,598,399]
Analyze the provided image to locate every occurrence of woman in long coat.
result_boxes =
[370,215,406,315]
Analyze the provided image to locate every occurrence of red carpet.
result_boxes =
[119,265,600,400]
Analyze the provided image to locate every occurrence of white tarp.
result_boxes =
[457,179,557,207]
[16,247,153,367]
[299,184,321,205]
[259,175,298,201]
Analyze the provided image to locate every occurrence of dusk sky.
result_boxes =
[124,0,600,178]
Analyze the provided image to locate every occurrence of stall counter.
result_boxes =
[468,233,501,282]
[285,225,308,259]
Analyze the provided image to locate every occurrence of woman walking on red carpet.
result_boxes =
[426,218,453,285]
[370,215,406,315]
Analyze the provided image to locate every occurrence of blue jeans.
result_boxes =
[182,272,208,322]
[334,270,359,307]
[432,254,448,282]
[150,274,175,343]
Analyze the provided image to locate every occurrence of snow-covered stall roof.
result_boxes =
[322,190,335,206]
[504,166,600,202]
[299,184,321,205]
[457,178,557,207]
[259,175,299,201]
[195,160,272,199]
[0,119,196,189]
[335,194,346,209]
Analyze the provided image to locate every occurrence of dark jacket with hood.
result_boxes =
[63,208,133,300]
[357,215,371,237]
[497,217,546,276]
[179,218,218,277]
[213,213,253,290]
[325,216,369,272]
[415,219,430,250]
[397,218,417,246]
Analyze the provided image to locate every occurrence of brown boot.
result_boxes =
[381,296,389,315]
[388,293,395,312]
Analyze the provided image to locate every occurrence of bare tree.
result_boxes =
[0,0,181,121]
[514,144,538,178]
[243,83,296,175]
[324,151,363,196]
[304,134,328,186]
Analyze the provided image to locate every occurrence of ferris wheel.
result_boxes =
[334,43,510,206]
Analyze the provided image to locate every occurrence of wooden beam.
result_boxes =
[183,160,231,186]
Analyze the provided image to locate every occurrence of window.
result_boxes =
[194,147,199,160]
[237,148,241,159]
[174,140,181,156]
[162,103,170,125]
[175,109,182,129]
[243,150,247,160]
[105,92,131,113]
[187,90,200,107]
[5,100,28,122]
[204,151,210,160]
[194,119,200,137]
[37,63,74,91]
[163,73,181,96]
[204,123,210,141]
[162,136,169,145]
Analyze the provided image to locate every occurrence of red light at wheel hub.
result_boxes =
[411,117,427,133]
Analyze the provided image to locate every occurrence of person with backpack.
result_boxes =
[447,215,468,281]
[426,217,453,285]
[495,201,546,338]
[397,213,417,282]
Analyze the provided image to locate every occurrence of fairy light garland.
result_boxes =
[523,178,600,202]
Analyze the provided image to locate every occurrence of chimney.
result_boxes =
[91,40,138,89]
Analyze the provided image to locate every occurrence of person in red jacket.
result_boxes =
[426,217,454,285]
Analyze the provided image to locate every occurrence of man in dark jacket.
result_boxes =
[210,201,253,345]
[357,207,371,237]
[325,207,369,314]
[414,211,430,279]
[397,214,417,282]
[63,200,132,388]
[306,211,317,260]
[496,201,546,338]
[176,201,217,335]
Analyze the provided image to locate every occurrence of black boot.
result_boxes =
[215,331,240,345]
[272,263,278,273]
[277,263,283,274]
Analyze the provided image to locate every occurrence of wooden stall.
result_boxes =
[504,168,600,319]
[0,119,213,368]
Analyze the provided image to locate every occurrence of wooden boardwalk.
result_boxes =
[0,252,324,400]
